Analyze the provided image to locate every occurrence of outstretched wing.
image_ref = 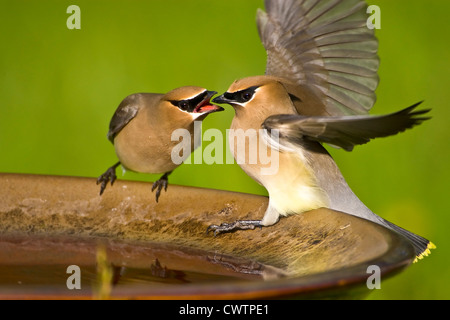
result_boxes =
[257,0,379,116]
[262,102,430,151]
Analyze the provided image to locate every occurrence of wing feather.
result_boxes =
[262,102,430,151]
[107,94,143,143]
[258,0,379,116]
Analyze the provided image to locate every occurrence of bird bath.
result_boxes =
[0,173,415,299]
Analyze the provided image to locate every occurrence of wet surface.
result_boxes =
[0,173,415,299]
[0,234,283,289]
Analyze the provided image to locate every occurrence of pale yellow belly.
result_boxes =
[230,129,329,215]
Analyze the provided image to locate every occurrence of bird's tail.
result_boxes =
[380,218,435,263]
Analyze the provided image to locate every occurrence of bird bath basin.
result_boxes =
[0,173,415,299]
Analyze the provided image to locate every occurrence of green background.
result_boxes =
[0,0,448,299]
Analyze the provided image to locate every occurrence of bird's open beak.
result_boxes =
[194,91,224,114]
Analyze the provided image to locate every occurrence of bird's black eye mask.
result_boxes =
[169,90,208,112]
[224,85,260,104]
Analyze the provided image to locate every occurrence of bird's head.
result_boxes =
[213,76,295,119]
[163,86,223,120]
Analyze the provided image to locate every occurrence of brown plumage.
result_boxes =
[208,0,434,260]
[98,87,222,202]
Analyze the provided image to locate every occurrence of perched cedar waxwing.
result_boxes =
[97,87,223,202]
[209,0,434,261]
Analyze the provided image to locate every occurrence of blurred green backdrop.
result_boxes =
[0,0,448,299]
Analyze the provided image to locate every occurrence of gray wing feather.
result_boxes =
[107,94,142,143]
[258,0,379,116]
[263,102,430,151]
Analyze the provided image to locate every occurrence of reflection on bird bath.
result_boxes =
[0,234,286,299]
[0,173,415,299]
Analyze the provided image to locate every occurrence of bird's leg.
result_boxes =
[96,161,121,195]
[151,171,172,203]
[206,220,263,236]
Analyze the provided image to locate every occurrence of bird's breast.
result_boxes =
[114,111,195,174]
[229,118,329,214]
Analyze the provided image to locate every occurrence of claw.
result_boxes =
[206,224,222,237]
[206,220,263,236]
[151,171,172,203]
[97,162,120,195]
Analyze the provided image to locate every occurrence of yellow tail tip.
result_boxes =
[413,242,436,263]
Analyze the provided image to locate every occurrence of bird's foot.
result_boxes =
[206,220,263,236]
[97,162,120,195]
[151,172,171,203]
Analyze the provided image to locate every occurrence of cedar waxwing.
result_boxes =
[97,87,223,202]
[209,0,434,261]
